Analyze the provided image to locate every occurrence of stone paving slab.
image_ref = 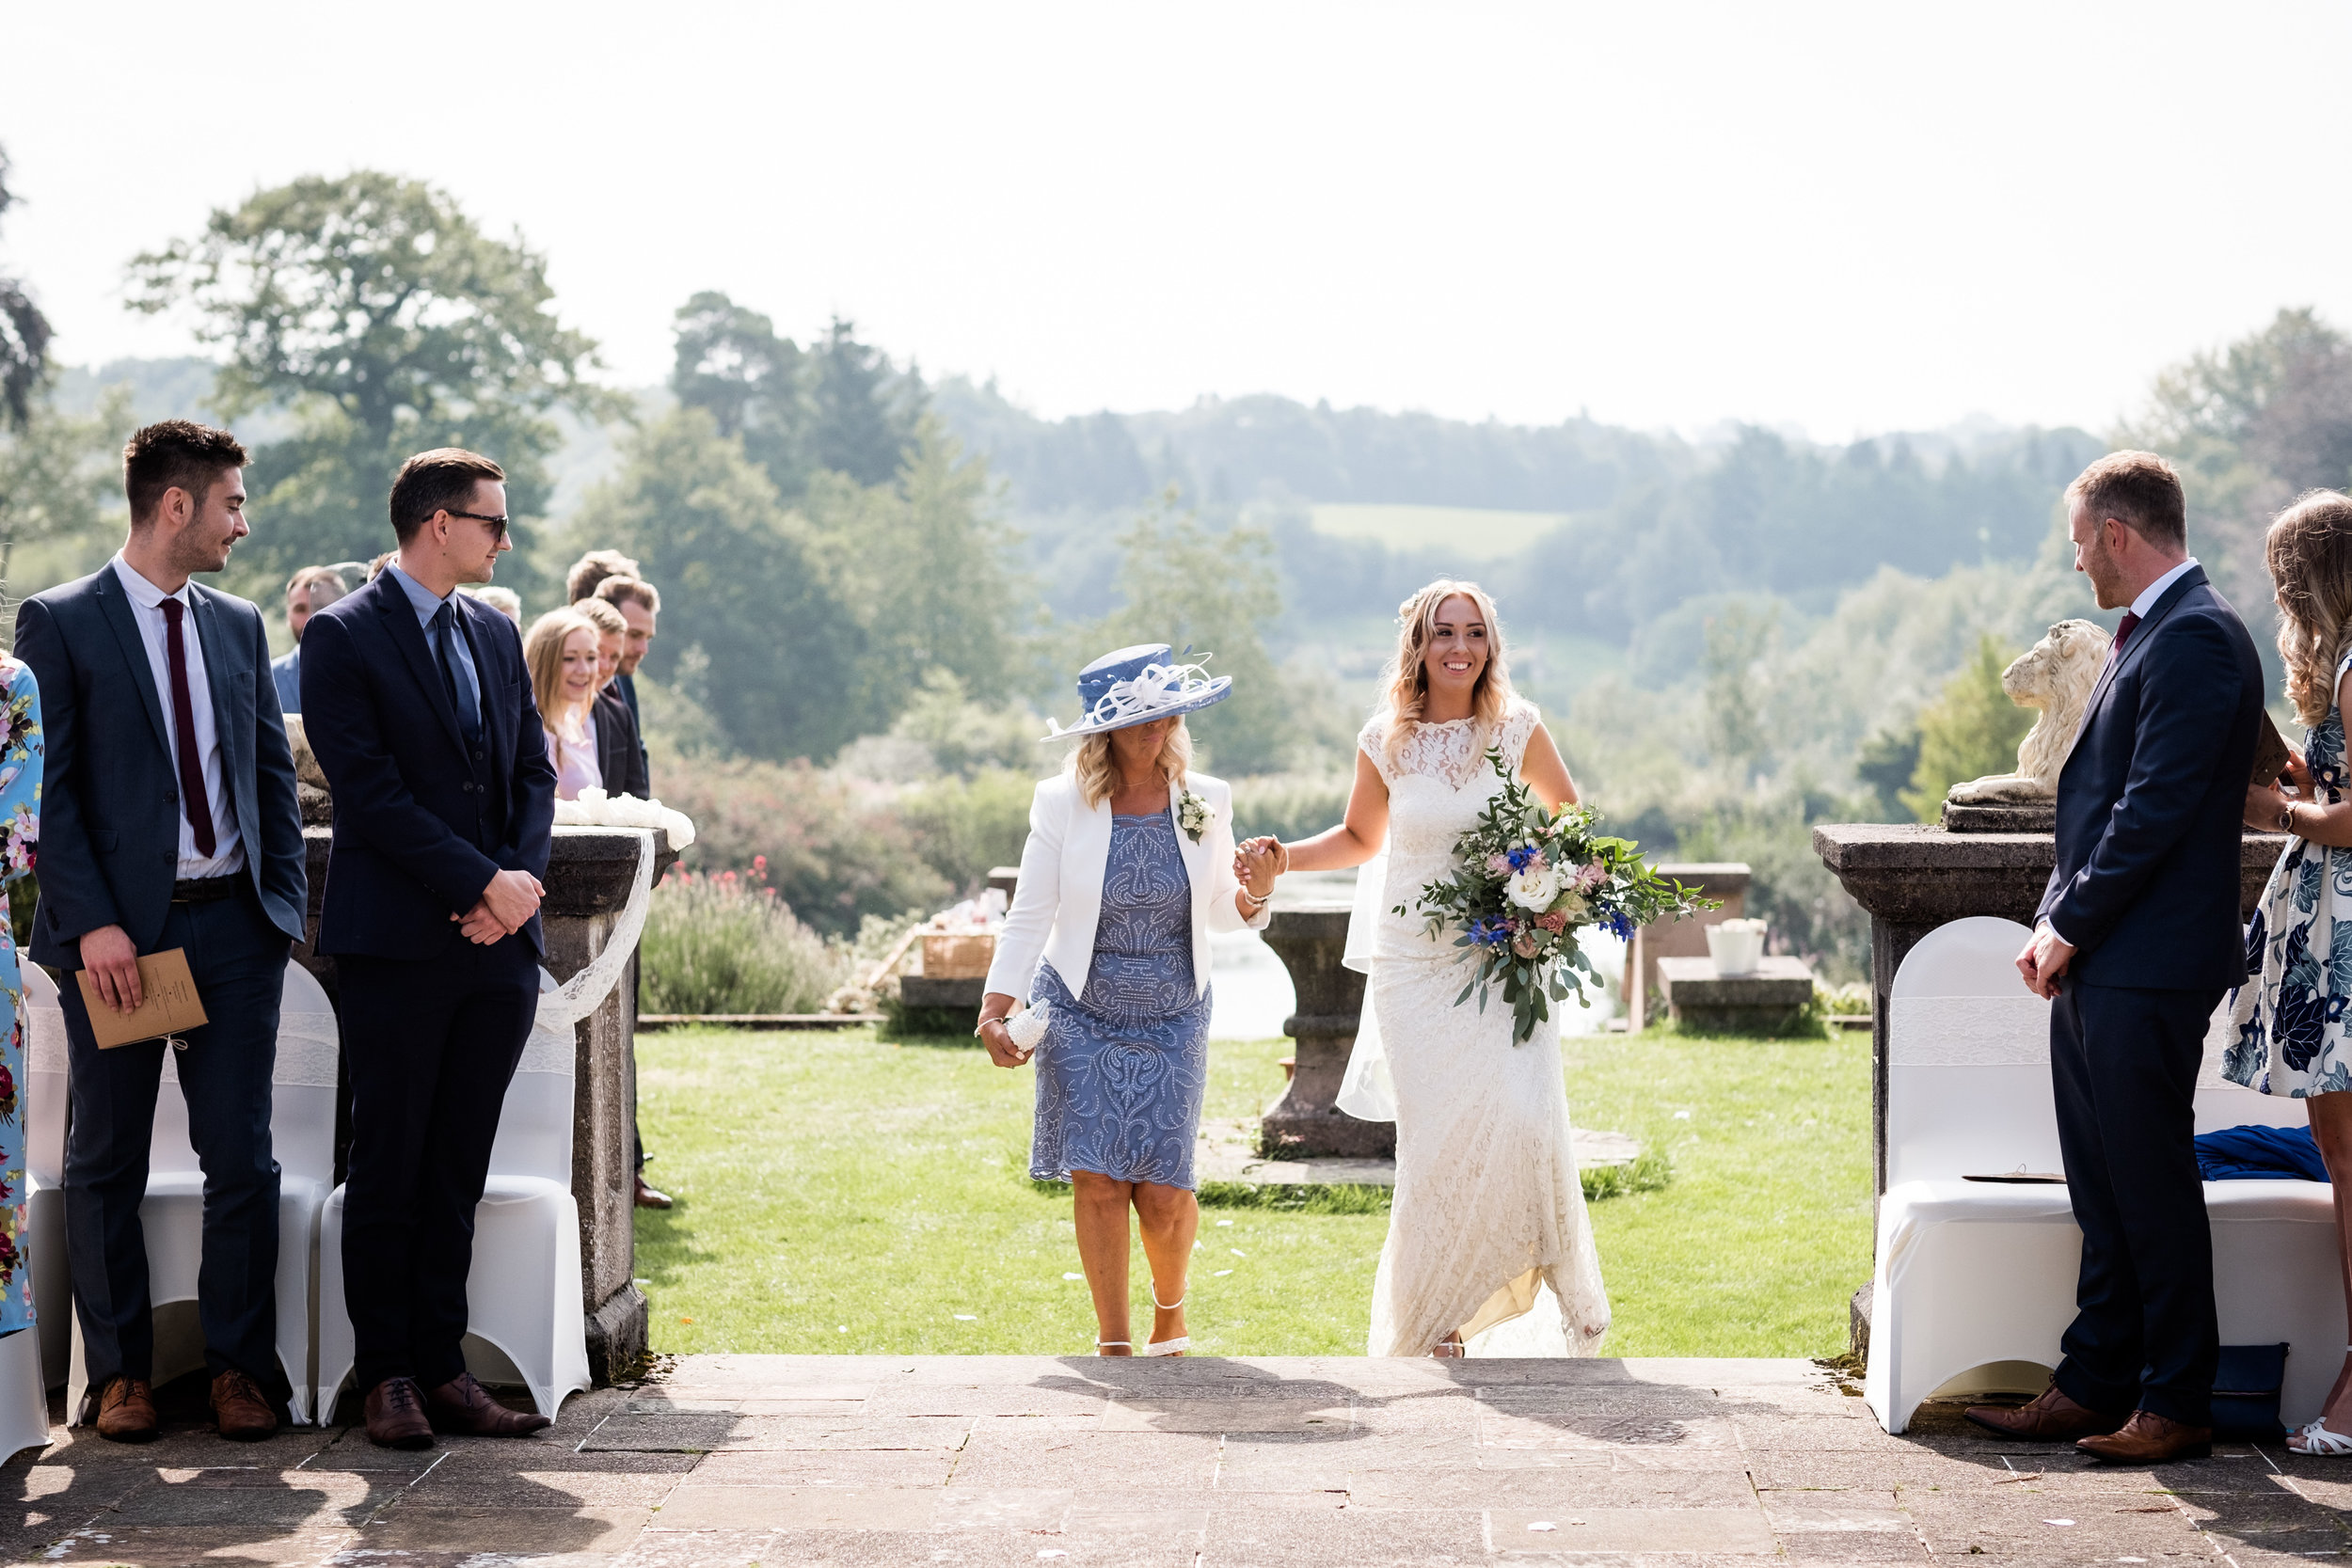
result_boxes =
[0,1356,2347,1563]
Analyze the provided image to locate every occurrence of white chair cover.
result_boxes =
[24,966,68,1390]
[316,829,653,1422]
[1864,916,2344,1434]
[64,961,341,1422]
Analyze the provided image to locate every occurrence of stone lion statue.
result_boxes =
[1944,619,2110,804]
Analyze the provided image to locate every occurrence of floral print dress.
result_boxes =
[0,661,41,1331]
[2228,652,2352,1097]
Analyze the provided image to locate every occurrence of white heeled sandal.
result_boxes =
[1143,1284,1189,1356]
[2291,1349,2352,1455]
[1095,1340,1131,1355]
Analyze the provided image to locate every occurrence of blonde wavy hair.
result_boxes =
[1378,578,1516,763]
[2268,489,2352,725]
[1067,719,1195,809]
[523,608,599,731]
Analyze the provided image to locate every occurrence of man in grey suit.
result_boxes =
[269,565,347,714]
[14,420,309,1443]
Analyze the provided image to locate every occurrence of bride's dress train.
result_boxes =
[1339,698,1610,1357]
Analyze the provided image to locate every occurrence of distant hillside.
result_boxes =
[930,376,2108,660]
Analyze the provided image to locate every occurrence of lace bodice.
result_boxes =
[1360,698,1543,959]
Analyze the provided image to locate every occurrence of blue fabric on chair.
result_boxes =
[2194,1123,2328,1182]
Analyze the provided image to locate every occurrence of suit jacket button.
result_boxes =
[462,781,475,792]
[165,789,176,803]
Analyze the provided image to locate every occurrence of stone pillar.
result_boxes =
[1812,823,2284,1198]
[1259,904,1391,1159]
[296,825,675,1386]
[1626,863,1749,1031]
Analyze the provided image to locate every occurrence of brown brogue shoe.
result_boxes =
[211,1369,278,1442]
[363,1376,435,1449]
[633,1175,673,1210]
[93,1376,158,1443]
[1964,1384,2126,1441]
[2077,1409,2213,1464]
[426,1371,552,1437]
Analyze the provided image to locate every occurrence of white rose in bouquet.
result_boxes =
[1505,863,1563,911]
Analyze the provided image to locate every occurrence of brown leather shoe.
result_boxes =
[210,1369,279,1442]
[92,1376,158,1443]
[363,1376,435,1449]
[634,1175,673,1210]
[1964,1384,2127,1441]
[425,1371,552,1437]
[2077,1408,2214,1464]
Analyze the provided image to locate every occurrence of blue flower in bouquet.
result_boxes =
[1604,911,1634,941]
[1505,844,1542,873]
[1468,916,1515,948]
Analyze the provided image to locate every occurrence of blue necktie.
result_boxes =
[433,601,484,752]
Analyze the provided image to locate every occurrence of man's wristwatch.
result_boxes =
[2280,802,2299,835]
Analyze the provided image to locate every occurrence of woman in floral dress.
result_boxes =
[0,659,44,1339]
[2232,490,2352,1453]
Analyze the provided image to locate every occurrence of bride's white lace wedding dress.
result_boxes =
[1338,696,1611,1357]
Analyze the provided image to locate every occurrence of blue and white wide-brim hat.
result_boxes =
[1043,643,1232,741]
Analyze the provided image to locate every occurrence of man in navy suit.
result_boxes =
[300,449,558,1448]
[1968,451,2264,1464]
[14,420,309,1443]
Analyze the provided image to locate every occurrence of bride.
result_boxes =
[1269,579,1609,1357]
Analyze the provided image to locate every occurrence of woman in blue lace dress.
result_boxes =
[978,645,1279,1356]
[2232,490,2352,1453]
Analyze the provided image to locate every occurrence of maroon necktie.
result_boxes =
[2109,610,2140,660]
[160,598,216,858]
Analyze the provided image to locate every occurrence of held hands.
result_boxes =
[1233,836,1285,901]
[2014,921,2076,1001]
[80,924,143,1012]
[452,868,548,945]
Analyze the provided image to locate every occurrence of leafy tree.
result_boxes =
[1900,633,2032,821]
[1701,601,1776,781]
[570,407,880,761]
[1855,725,1923,821]
[2125,307,2352,614]
[0,388,126,627]
[803,420,1022,711]
[1094,495,1295,774]
[0,143,54,431]
[670,291,809,496]
[126,171,608,589]
[809,316,923,484]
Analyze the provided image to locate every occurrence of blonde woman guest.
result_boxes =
[2234,490,2352,1453]
[978,645,1279,1356]
[1273,580,1609,1359]
[523,609,601,801]
[575,597,648,799]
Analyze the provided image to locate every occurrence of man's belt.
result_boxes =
[171,875,243,903]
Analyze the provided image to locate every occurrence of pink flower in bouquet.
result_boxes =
[1512,930,1541,958]
[1485,852,1512,878]
[1575,862,1607,891]
[1535,909,1568,932]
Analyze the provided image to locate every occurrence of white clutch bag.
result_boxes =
[1005,1001,1052,1052]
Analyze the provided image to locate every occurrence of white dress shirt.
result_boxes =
[110,554,243,879]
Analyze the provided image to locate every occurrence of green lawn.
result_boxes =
[633,1024,1872,1358]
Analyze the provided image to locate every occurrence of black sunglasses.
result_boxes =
[446,510,510,541]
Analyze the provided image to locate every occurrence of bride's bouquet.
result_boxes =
[1401,749,1716,1044]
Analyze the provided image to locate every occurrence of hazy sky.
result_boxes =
[8,1,2352,440]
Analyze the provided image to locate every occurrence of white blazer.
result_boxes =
[984,769,1269,1003]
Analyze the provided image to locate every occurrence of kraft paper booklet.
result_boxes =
[75,948,207,1048]
[2252,711,2293,790]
